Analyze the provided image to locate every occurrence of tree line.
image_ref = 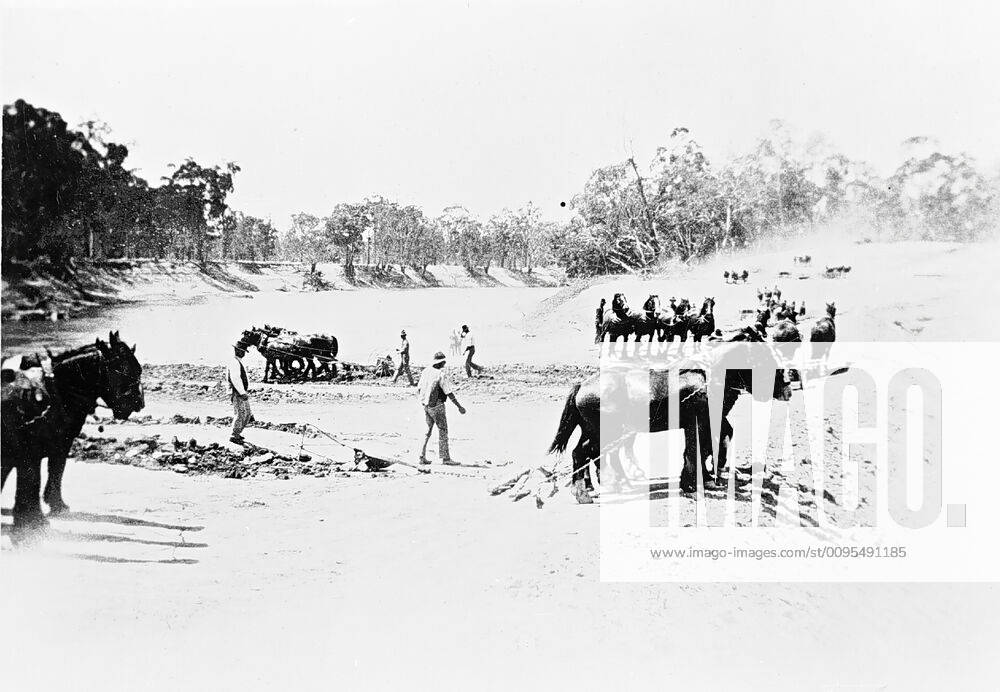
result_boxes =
[550,124,999,277]
[4,100,997,279]
[2,99,275,272]
[280,200,554,279]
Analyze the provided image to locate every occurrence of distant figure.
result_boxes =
[449,329,462,357]
[393,329,415,386]
[417,351,466,465]
[228,343,252,445]
[740,269,749,283]
[460,325,484,378]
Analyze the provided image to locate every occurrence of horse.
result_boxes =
[240,327,287,382]
[810,302,837,374]
[630,295,662,343]
[740,270,749,283]
[548,326,793,503]
[597,293,635,344]
[1,331,145,540]
[771,317,803,388]
[241,327,338,382]
[685,297,716,342]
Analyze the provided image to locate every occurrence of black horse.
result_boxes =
[549,326,792,503]
[684,297,716,342]
[810,302,837,374]
[241,326,339,382]
[1,331,145,539]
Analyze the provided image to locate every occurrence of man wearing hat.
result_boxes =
[393,329,415,386]
[416,350,466,465]
[228,342,252,444]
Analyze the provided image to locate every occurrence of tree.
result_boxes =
[881,139,997,240]
[436,206,485,271]
[325,203,367,279]
[162,158,240,262]
[2,100,135,269]
[281,212,331,265]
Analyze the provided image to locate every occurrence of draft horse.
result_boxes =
[549,326,792,503]
[1,331,145,539]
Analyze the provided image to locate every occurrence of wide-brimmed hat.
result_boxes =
[432,351,447,365]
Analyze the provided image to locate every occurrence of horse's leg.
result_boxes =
[622,436,646,481]
[13,454,48,537]
[1,454,11,489]
[680,414,699,493]
[571,437,594,505]
[43,437,75,514]
[716,417,735,485]
[695,406,718,489]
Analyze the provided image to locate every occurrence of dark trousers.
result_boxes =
[465,346,483,378]
[393,360,415,385]
[421,404,450,461]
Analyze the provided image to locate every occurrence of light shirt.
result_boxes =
[228,356,248,396]
[417,365,452,407]
[461,331,475,351]
[398,337,410,364]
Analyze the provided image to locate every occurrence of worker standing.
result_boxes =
[393,329,416,386]
[460,324,484,379]
[228,343,252,445]
[416,350,465,465]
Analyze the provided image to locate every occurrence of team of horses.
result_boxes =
[239,325,339,383]
[563,279,840,503]
[595,294,719,344]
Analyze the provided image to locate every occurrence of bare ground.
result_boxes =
[3,237,1000,689]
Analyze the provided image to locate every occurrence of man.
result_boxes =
[460,324,484,379]
[393,329,416,386]
[416,350,465,465]
[228,343,252,444]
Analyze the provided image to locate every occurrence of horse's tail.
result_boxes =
[549,382,583,454]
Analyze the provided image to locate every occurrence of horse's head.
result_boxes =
[826,302,837,318]
[239,328,263,349]
[643,294,660,312]
[719,327,794,402]
[96,331,145,420]
[702,297,715,315]
[612,293,629,314]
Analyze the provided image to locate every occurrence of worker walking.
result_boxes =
[228,343,252,444]
[393,329,416,386]
[417,350,465,465]
[460,324,484,379]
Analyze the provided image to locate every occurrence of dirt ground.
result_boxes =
[3,236,1000,689]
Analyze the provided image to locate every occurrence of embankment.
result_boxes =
[1,259,566,321]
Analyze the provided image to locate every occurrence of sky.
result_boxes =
[2,0,999,229]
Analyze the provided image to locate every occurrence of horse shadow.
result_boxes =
[599,473,829,527]
[1,508,207,564]
[2,507,204,532]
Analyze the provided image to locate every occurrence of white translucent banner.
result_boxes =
[594,340,998,582]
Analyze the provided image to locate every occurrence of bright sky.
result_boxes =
[3,0,999,229]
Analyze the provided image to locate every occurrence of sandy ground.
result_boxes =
[4,237,1000,689]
